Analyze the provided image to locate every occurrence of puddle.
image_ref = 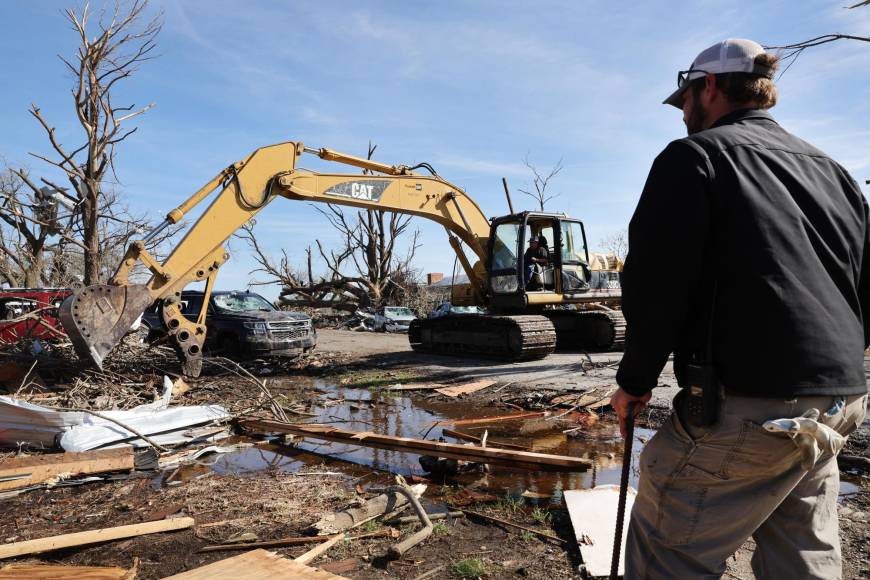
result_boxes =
[839,478,861,502]
[162,379,863,504]
[164,379,652,503]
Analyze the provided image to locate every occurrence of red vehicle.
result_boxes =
[0,288,71,345]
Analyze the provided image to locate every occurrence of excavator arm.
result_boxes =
[60,141,494,376]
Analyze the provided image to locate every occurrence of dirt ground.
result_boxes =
[0,330,867,579]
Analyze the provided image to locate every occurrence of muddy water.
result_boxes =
[172,379,861,503]
[176,379,651,504]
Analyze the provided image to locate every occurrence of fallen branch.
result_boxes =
[459,508,566,545]
[51,406,169,453]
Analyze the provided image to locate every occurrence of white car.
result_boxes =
[429,303,485,318]
[373,306,417,332]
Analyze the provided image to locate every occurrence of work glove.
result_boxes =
[763,408,846,470]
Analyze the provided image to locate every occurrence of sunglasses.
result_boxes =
[677,68,712,89]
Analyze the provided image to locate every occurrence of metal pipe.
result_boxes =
[142,219,171,243]
[502,177,515,214]
[371,480,433,559]
[449,194,474,235]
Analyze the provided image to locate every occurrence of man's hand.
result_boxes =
[610,387,652,437]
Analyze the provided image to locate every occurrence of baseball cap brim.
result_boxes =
[663,85,688,108]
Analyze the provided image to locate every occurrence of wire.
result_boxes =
[407,162,439,176]
[224,165,274,210]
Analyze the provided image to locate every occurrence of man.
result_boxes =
[611,39,869,579]
[524,235,549,289]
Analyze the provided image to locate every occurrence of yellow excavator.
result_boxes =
[59,141,624,377]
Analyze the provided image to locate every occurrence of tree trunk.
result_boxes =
[82,190,101,285]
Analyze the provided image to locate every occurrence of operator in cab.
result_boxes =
[524,236,549,289]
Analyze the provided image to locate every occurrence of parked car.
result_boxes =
[141,290,316,358]
[0,288,71,344]
[372,306,417,332]
[429,303,485,318]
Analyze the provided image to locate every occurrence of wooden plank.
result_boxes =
[240,420,592,471]
[430,411,547,427]
[387,382,447,391]
[440,428,530,451]
[0,517,195,560]
[434,380,496,397]
[163,549,348,579]
[294,533,344,565]
[200,529,395,553]
[0,564,131,579]
[563,485,636,578]
[0,448,135,491]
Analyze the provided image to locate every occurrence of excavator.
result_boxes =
[58,141,624,377]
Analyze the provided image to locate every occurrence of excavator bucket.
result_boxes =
[59,284,154,369]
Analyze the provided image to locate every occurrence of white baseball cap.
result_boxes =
[664,38,775,108]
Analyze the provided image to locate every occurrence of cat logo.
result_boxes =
[325,180,388,202]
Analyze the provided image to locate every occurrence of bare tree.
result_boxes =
[28,1,161,284]
[0,165,87,287]
[518,154,563,211]
[598,229,628,261]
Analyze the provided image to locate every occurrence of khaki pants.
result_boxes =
[626,391,867,579]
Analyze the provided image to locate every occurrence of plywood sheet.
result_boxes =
[434,380,495,397]
[563,485,636,578]
[162,549,348,579]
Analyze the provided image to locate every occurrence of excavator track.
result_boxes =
[544,309,626,351]
[408,314,556,361]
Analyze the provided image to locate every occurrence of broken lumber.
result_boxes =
[241,419,591,472]
[294,533,345,565]
[434,379,495,397]
[388,382,447,391]
[430,411,547,427]
[0,517,194,560]
[163,548,347,579]
[0,563,134,579]
[313,484,426,535]
[200,529,396,553]
[440,428,530,451]
[0,448,135,492]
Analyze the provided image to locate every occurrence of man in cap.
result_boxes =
[524,235,549,289]
[610,38,869,578]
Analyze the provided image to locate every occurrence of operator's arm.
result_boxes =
[616,141,712,397]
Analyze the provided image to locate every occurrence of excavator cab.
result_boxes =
[486,212,591,313]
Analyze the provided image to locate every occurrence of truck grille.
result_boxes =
[268,320,311,340]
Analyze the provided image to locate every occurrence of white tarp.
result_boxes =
[0,376,231,451]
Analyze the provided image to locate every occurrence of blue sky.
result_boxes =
[2,1,869,299]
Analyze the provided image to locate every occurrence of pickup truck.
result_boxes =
[141,290,316,359]
[0,288,71,345]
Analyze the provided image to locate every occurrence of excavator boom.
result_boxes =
[60,141,506,375]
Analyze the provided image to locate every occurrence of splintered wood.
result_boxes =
[0,563,136,579]
[0,448,135,491]
[240,419,592,471]
[0,518,195,560]
[162,549,348,579]
[434,380,495,397]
